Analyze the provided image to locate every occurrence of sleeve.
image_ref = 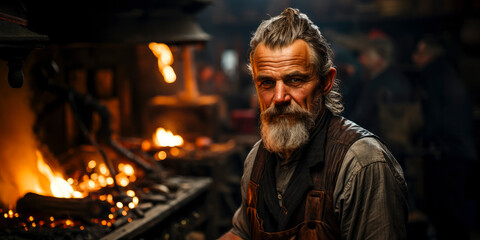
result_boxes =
[230,204,249,239]
[226,141,261,239]
[334,138,408,240]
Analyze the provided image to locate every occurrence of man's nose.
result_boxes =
[273,82,291,105]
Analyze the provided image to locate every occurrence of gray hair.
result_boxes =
[248,8,343,115]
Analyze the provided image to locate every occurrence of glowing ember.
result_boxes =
[126,190,135,197]
[132,197,139,205]
[99,163,109,175]
[118,163,135,176]
[88,160,97,169]
[106,177,114,185]
[153,128,184,147]
[116,175,130,187]
[98,175,107,187]
[107,194,113,204]
[156,151,167,160]
[91,173,98,180]
[149,42,177,83]
[65,219,74,227]
[170,147,180,156]
[141,140,152,151]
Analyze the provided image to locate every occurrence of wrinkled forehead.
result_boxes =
[252,40,313,73]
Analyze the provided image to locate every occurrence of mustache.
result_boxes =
[261,102,313,124]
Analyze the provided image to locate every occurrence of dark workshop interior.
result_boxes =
[1,0,480,239]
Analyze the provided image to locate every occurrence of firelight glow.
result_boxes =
[149,42,177,83]
[153,128,184,147]
[36,150,84,198]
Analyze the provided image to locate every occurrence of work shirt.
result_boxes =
[230,137,408,239]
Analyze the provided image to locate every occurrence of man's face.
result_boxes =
[252,39,321,113]
[251,40,323,155]
[358,48,382,73]
[412,42,432,69]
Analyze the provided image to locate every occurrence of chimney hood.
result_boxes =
[23,0,212,45]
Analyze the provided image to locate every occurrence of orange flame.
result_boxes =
[149,42,177,83]
[36,150,84,198]
[35,154,139,199]
[153,128,184,147]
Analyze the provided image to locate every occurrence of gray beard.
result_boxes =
[260,117,311,155]
[260,100,319,156]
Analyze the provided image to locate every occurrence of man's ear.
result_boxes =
[322,68,336,95]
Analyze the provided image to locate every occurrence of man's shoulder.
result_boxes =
[249,140,262,157]
[347,137,389,167]
[244,140,262,168]
[337,136,406,194]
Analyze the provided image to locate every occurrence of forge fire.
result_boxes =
[0,77,213,239]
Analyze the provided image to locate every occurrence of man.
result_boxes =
[348,32,413,160]
[219,8,408,240]
[411,36,477,240]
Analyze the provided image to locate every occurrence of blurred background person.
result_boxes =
[411,35,478,240]
[347,30,415,167]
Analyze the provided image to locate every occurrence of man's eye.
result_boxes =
[288,78,303,85]
[259,80,275,88]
